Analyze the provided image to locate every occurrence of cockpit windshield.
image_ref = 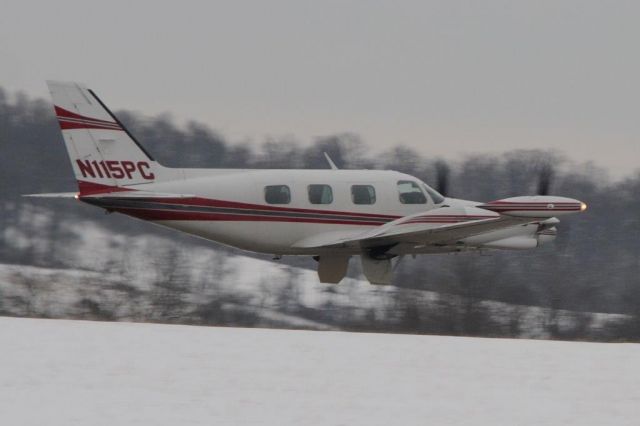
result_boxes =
[421,183,445,204]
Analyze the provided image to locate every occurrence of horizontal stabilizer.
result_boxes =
[80,191,195,199]
[23,192,78,198]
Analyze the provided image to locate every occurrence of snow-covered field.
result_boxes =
[0,317,638,426]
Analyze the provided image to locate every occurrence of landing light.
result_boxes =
[580,202,588,211]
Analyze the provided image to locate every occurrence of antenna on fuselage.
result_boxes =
[323,152,339,170]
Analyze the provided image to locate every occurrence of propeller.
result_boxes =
[536,162,554,196]
[532,161,573,252]
[434,160,450,197]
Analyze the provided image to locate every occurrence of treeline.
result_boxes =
[1,88,639,340]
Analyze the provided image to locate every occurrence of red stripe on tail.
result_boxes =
[54,106,122,130]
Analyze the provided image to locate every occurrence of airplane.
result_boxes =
[28,81,587,285]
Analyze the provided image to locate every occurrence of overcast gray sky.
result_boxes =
[1,0,638,178]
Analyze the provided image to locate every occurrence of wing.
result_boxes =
[293,205,532,250]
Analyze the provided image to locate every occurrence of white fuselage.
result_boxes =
[87,168,543,256]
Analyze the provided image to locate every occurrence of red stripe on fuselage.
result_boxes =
[126,196,401,220]
[118,208,385,225]
[76,181,401,223]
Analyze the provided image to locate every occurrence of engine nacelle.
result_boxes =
[482,225,557,249]
[478,196,586,218]
[483,236,538,250]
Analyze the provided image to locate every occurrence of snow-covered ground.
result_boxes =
[0,317,638,426]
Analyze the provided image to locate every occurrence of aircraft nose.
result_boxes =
[580,201,588,212]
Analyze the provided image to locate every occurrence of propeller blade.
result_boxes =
[536,163,554,196]
[434,160,450,197]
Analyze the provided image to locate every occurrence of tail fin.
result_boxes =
[47,81,162,194]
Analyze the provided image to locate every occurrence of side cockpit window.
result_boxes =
[351,185,376,205]
[397,181,427,204]
[264,185,291,204]
[308,184,333,204]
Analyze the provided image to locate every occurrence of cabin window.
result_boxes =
[397,181,427,204]
[351,185,376,205]
[308,184,333,204]
[264,185,291,204]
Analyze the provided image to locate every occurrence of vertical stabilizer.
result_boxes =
[47,81,163,194]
